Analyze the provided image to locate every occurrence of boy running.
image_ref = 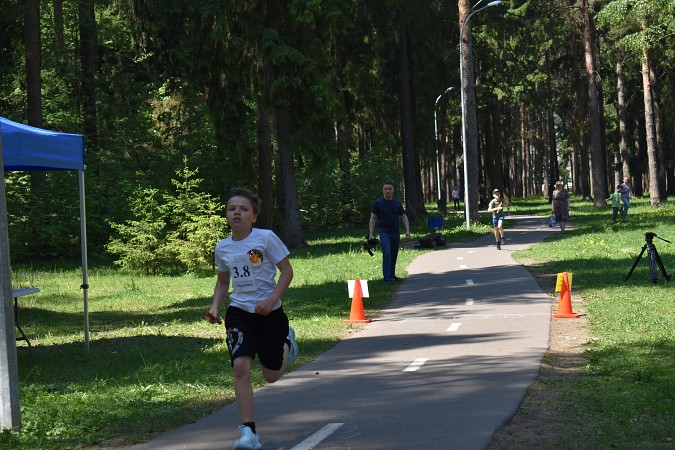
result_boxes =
[487,188,510,250]
[207,187,298,450]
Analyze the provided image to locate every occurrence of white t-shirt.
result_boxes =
[214,228,290,313]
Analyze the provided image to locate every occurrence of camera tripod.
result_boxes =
[623,232,671,284]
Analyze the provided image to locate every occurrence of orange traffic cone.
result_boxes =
[345,279,371,324]
[552,272,579,318]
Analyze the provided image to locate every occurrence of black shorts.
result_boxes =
[225,305,289,371]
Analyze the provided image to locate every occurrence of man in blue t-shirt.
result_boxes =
[368,181,411,284]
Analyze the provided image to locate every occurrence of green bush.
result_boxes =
[106,188,173,274]
[106,160,227,274]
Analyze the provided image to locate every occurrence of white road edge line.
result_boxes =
[446,322,461,331]
[403,358,429,372]
[290,423,345,450]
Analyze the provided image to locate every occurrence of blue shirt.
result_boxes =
[372,197,406,235]
[620,183,630,198]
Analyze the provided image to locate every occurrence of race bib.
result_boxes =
[229,254,257,292]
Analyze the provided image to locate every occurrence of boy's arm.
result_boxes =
[255,257,294,316]
[208,271,231,320]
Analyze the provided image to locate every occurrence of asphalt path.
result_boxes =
[132,215,557,450]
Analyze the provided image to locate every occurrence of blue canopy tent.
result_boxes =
[0,116,90,350]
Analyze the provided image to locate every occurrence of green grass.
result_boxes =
[512,196,675,449]
[3,198,674,449]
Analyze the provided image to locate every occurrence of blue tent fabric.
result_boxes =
[1,116,84,171]
[1,115,90,351]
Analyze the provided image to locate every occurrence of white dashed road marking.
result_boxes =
[403,358,429,372]
[290,423,345,450]
[446,323,462,331]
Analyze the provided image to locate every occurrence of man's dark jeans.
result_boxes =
[379,232,400,282]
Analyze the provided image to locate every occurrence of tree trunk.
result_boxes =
[484,104,502,194]
[24,0,42,129]
[592,14,609,192]
[256,102,274,230]
[458,0,480,224]
[615,59,631,185]
[640,48,661,207]
[519,103,527,198]
[581,0,607,205]
[24,0,46,257]
[395,9,425,221]
[336,96,355,224]
[647,53,668,199]
[546,85,557,200]
[276,108,305,247]
[53,0,64,49]
[633,114,646,197]
[545,50,558,195]
[79,0,98,149]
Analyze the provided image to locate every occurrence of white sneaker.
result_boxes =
[233,425,261,450]
[287,326,299,366]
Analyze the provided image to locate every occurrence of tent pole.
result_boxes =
[78,170,89,352]
[0,128,22,429]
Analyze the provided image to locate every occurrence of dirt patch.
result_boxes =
[487,261,591,449]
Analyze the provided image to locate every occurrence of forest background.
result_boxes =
[1,0,674,271]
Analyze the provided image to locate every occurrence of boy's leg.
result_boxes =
[492,218,501,249]
[259,308,296,383]
[261,345,288,383]
[232,356,255,423]
[225,308,259,425]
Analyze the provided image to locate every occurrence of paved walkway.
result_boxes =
[132,215,557,450]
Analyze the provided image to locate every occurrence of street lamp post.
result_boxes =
[459,0,502,228]
[434,86,454,211]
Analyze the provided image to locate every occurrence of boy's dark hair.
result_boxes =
[227,187,262,215]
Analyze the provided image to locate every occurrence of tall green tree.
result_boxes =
[395,6,425,221]
[458,0,479,224]
[597,0,675,206]
[581,0,608,205]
